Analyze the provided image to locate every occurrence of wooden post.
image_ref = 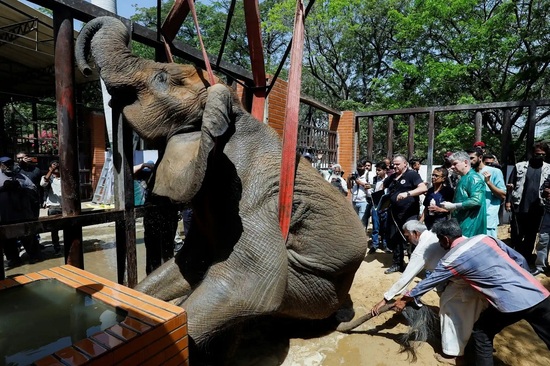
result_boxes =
[54,8,83,268]
[408,114,415,159]
[113,110,138,287]
[427,109,435,181]
[386,116,394,158]
[367,117,374,161]
[475,111,482,142]
[527,102,537,158]
[501,108,512,169]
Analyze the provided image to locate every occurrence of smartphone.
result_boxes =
[29,157,38,163]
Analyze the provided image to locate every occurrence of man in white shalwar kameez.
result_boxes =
[370,220,487,365]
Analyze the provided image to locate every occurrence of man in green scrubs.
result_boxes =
[441,151,487,236]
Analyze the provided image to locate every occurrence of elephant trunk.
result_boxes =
[75,16,141,92]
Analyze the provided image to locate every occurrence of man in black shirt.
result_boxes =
[381,155,428,274]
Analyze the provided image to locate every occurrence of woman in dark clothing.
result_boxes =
[421,167,454,229]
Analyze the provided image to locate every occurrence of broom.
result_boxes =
[337,301,440,362]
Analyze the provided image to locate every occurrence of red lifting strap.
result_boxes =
[187,0,216,85]
[278,0,305,242]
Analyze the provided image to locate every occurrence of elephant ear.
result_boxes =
[152,84,233,202]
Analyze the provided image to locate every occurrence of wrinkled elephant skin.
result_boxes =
[75,16,367,360]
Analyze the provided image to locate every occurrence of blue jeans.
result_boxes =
[353,201,372,228]
[371,208,388,249]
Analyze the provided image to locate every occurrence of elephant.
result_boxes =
[75,16,367,362]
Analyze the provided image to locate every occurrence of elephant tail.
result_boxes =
[337,302,440,363]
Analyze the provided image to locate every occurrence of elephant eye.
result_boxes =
[152,71,169,92]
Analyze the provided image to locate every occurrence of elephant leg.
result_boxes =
[182,225,288,351]
[134,257,192,302]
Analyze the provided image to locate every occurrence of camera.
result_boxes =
[351,172,358,180]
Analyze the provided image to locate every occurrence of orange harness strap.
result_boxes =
[187,0,216,85]
[278,0,305,241]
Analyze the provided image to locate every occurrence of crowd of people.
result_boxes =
[1,153,63,269]
[310,141,550,365]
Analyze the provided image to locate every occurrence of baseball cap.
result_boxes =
[0,156,13,163]
[473,141,486,148]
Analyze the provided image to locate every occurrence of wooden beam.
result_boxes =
[355,100,550,118]
[161,0,190,41]
[243,0,266,121]
[299,95,342,116]
[28,0,254,83]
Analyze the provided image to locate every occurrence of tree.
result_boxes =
[128,0,550,161]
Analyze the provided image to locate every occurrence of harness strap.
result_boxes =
[278,0,306,241]
[187,0,216,85]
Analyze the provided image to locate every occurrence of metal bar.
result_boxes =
[53,7,83,268]
[216,0,236,67]
[0,18,37,45]
[266,0,315,97]
[243,0,266,121]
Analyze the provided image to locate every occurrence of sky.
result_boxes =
[20,0,158,19]
[117,1,157,18]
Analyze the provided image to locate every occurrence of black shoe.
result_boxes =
[368,247,377,254]
[53,247,62,256]
[531,268,543,276]
[29,256,43,264]
[6,259,22,269]
[384,264,402,274]
[383,248,392,254]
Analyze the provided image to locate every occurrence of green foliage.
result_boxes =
[126,0,550,162]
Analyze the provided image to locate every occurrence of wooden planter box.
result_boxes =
[0,265,188,366]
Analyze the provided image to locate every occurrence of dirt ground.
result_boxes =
[275,225,550,366]
[5,223,550,365]
[228,225,550,366]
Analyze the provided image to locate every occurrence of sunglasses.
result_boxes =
[535,153,546,157]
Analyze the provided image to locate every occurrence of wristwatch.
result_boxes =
[406,191,411,197]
